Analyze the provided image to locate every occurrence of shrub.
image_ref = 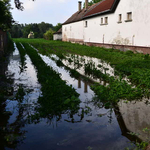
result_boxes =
[43,28,54,40]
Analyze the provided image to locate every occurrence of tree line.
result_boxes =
[10,22,62,38]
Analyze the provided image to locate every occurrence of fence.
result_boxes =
[0,29,8,56]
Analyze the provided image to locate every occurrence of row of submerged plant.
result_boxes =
[21,38,150,93]
[13,39,150,106]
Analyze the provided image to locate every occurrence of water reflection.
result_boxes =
[118,99,150,142]
[62,53,114,84]
[1,43,149,149]
[0,44,41,149]
[36,53,134,150]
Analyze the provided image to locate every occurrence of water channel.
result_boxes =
[1,44,150,150]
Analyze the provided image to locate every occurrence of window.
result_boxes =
[101,18,103,24]
[105,17,108,24]
[125,12,132,22]
[118,14,122,23]
[85,21,88,27]
[100,17,108,25]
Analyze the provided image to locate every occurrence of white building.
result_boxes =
[62,0,150,54]
[53,28,62,41]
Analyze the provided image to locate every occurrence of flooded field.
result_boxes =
[1,42,150,150]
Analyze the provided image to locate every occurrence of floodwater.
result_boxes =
[1,44,150,150]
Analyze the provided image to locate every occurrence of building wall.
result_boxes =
[84,0,150,47]
[62,21,84,43]
[53,34,62,41]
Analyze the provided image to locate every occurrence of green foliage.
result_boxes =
[11,22,54,38]
[54,23,62,32]
[43,28,54,40]
[83,0,102,7]
[15,85,26,102]
[0,0,13,30]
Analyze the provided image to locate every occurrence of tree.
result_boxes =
[54,23,62,32]
[10,23,23,38]
[38,22,54,38]
[83,0,102,7]
[14,0,35,10]
[22,24,32,38]
[43,29,54,40]
[0,0,13,30]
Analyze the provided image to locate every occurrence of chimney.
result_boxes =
[85,0,88,10]
[78,1,82,12]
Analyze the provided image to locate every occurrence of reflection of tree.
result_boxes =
[0,103,27,149]
[28,95,81,125]
[0,55,27,150]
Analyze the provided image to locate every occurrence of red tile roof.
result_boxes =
[63,0,120,24]
[63,4,97,25]
[84,0,119,18]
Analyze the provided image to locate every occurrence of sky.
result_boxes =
[10,0,85,26]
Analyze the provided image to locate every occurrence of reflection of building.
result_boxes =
[117,100,150,142]
[77,78,88,93]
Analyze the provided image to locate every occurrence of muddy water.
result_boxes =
[1,44,150,150]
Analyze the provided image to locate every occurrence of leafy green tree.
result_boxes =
[43,28,54,40]
[0,0,13,30]
[10,22,54,38]
[22,24,32,38]
[10,23,24,38]
[54,23,62,32]
[38,22,54,38]
[84,0,102,7]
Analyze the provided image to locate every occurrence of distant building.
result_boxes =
[28,31,34,39]
[53,28,62,41]
[62,0,150,54]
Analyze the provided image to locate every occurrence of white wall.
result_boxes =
[84,0,150,47]
[53,34,62,40]
[62,21,84,42]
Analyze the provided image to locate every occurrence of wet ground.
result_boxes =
[1,44,150,150]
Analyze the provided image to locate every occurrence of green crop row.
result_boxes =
[15,42,80,123]
[13,39,150,106]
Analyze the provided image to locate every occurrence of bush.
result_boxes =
[43,28,54,40]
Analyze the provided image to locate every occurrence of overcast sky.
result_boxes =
[10,0,85,26]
